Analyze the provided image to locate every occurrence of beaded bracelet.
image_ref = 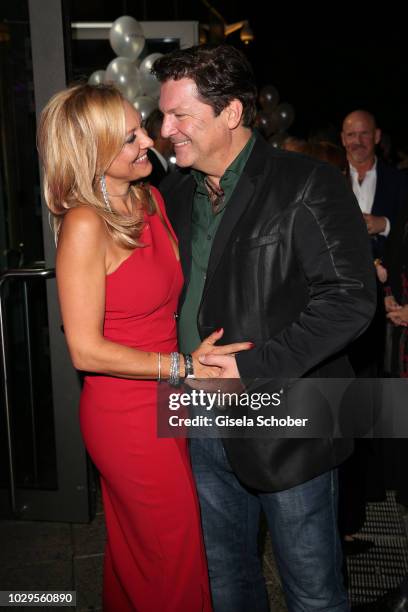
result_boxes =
[169,352,180,386]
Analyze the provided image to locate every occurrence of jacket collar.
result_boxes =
[177,133,274,289]
[204,133,270,289]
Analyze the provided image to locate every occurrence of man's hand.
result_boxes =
[363,213,386,235]
[186,354,244,394]
[191,328,253,379]
[199,354,241,378]
[385,295,401,312]
[387,304,408,327]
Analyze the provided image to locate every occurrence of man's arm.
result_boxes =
[233,163,377,380]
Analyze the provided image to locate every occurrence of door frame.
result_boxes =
[0,0,91,523]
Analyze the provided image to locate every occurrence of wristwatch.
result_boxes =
[183,353,195,379]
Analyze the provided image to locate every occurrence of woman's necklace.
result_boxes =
[100,177,140,217]
[100,175,132,212]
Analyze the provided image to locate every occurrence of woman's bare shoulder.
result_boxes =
[60,206,107,243]
[62,205,105,228]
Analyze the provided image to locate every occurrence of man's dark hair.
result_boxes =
[152,44,257,128]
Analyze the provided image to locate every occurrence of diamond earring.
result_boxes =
[100,175,112,212]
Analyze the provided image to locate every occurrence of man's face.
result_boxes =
[341,113,381,166]
[159,78,230,173]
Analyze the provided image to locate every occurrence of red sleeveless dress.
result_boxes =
[79,188,212,611]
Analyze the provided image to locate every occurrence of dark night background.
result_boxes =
[3,0,408,149]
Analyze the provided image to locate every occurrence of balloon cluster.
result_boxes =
[255,85,295,146]
[88,16,161,121]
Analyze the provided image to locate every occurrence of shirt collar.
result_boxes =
[192,132,256,190]
[349,157,377,177]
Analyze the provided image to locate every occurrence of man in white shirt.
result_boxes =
[341,110,407,258]
[339,112,408,563]
[341,112,408,611]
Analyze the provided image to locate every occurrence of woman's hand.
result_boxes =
[387,305,408,327]
[191,328,253,379]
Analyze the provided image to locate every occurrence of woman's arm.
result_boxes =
[56,207,250,379]
[56,206,159,377]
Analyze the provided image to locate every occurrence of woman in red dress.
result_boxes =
[38,83,249,611]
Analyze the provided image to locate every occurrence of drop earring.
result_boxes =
[100,175,112,212]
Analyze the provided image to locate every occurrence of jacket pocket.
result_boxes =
[233,232,280,250]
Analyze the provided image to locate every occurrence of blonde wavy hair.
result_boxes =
[37,83,155,248]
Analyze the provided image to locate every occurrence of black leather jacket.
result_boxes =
[161,134,377,492]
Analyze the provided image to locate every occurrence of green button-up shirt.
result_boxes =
[178,133,256,353]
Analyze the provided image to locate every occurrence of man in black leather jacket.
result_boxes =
[154,45,376,612]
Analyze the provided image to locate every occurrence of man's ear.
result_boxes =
[224,99,244,129]
[375,128,381,145]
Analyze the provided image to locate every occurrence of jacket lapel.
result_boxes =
[205,173,256,285]
[202,135,269,293]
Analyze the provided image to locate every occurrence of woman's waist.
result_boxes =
[102,332,178,353]
[103,318,178,351]
[81,375,158,402]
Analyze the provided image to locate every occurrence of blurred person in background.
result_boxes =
[144,108,174,186]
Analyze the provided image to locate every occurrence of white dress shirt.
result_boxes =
[349,159,390,236]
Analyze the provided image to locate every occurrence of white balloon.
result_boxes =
[109,16,145,61]
[88,70,106,85]
[131,96,157,121]
[139,52,163,74]
[139,53,163,97]
[105,57,139,88]
[117,75,142,102]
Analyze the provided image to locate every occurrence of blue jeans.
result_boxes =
[190,437,349,612]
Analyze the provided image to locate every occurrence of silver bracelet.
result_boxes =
[157,352,161,382]
[169,352,180,386]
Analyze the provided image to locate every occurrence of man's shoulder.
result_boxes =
[160,138,334,201]
[245,136,332,182]
[266,146,326,170]
[254,140,342,188]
